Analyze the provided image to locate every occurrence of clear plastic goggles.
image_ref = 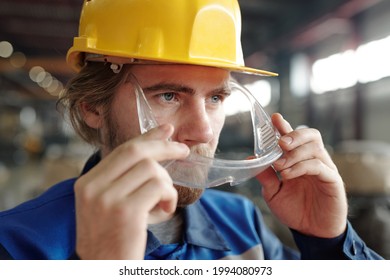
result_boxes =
[129,74,282,189]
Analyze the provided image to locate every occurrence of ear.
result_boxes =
[79,102,104,129]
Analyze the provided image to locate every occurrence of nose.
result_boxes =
[175,100,214,146]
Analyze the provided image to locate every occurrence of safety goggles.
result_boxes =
[128,73,282,189]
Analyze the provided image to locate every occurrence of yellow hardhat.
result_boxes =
[67,0,277,76]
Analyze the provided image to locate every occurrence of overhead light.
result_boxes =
[29,66,45,82]
[290,53,311,97]
[0,41,13,58]
[310,34,390,94]
[39,73,53,88]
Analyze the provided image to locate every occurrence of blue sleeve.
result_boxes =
[292,221,384,260]
[253,208,300,260]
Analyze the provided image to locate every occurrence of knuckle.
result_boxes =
[313,158,323,167]
[125,143,140,157]
[288,148,299,159]
[145,176,175,199]
[94,192,112,211]
[314,141,325,153]
[119,141,142,159]
[112,202,135,220]
[141,159,172,182]
[150,172,174,188]
[74,178,95,203]
[309,158,325,174]
[141,158,161,173]
[310,128,322,140]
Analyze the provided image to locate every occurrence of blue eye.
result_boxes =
[162,92,175,101]
[211,95,223,103]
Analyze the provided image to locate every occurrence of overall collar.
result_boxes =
[145,199,230,255]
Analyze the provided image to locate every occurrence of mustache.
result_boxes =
[188,144,215,158]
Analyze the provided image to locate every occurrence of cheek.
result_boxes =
[210,113,225,142]
[110,90,141,139]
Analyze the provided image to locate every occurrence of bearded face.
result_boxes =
[97,65,228,208]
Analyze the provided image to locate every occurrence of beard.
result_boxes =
[168,145,215,207]
[103,114,211,208]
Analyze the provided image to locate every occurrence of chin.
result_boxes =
[174,184,204,208]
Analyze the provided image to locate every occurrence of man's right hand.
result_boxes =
[73,124,189,259]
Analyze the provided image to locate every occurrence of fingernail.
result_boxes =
[281,136,293,145]
[176,142,189,152]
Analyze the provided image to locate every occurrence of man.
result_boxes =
[0,0,383,259]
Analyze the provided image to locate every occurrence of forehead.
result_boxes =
[129,64,231,89]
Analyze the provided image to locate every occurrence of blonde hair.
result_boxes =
[58,62,128,146]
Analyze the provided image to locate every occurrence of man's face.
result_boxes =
[101,64,230,206]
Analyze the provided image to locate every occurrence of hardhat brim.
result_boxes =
[67,49,278,77]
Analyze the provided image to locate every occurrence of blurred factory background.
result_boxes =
[1,0,390,258]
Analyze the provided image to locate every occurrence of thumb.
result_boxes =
[271,113,293,136]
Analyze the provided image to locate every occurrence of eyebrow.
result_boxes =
[143,83,231,96]
[143,83,195,95]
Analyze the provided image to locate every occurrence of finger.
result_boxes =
[278,158,340,184]
[75,139,187,197]
[275,128,337,170]
[271,113,293,136]
[102,139,187,179]
[278,127,322,152]
[255,166,281,201]
[102,158,172,201]
[272,114,323,154]
[273,140,320,171]
[127,177,178,218]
